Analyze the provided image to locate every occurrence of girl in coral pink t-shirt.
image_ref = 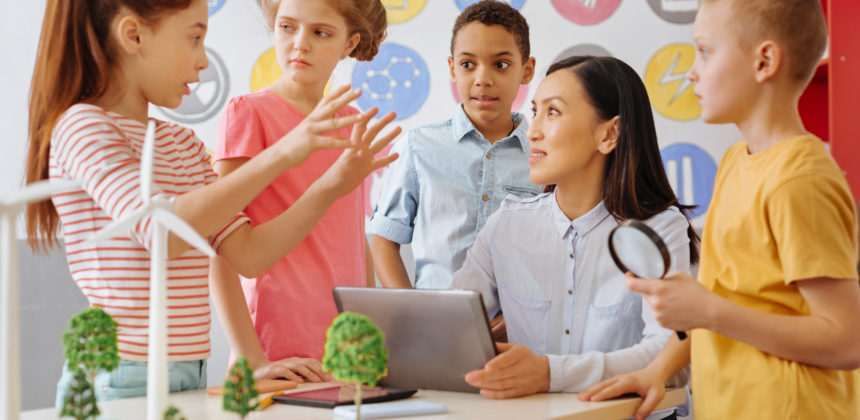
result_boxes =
[212,0,396,382]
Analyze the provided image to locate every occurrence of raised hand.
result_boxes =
[316,106,401,198]
[275,85,370,167]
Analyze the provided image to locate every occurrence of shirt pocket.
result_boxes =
[498,282,550,355]
[582,292,644,353]
[501,184,541,198]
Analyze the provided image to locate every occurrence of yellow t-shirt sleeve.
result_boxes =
[768,174,859,284]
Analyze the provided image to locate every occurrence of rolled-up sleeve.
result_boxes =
[369,134,419,244]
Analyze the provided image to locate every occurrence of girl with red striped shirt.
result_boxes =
[24,0,398,405]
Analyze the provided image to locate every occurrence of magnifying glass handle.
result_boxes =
[676,331,687,340]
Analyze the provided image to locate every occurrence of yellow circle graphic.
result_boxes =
[250,47,331,94]
[250,47,281,93]
[644,43,701,121]
[383,0,427,24]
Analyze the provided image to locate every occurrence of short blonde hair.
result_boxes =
[702,0,827,84]
[260,0,387,61]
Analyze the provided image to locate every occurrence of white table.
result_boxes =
[23,383,685,420]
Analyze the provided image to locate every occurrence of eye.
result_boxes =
[495,61,510,69]
[191,35,201,45]
[315,29,332,38]
[547,107,560,117]
[280,23,294,32]
[530,107,537,118]
[697,47,709,58]
[460,61,474,69]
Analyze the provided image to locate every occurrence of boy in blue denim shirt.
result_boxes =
[370,1,540,290]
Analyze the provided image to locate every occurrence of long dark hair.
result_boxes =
[26,0,192,253]
[545,56,700,264]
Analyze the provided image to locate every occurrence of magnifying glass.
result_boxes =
[608,220,687,340]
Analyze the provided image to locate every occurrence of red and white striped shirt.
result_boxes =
[49,104,249,362]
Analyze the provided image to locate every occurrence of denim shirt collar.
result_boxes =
[452,103,528,153]
[550,191,612,239]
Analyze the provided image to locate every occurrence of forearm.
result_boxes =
[371,235,412,288]
[548,334,671,392]
[167,146,297,258]
[365,240,376,287]
[704,284,860,369]
[218,182,339,278]
[208,256,267,368]
[645,335,691,385]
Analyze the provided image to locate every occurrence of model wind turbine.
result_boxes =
[87,121,215,420]
[1,178,78,420]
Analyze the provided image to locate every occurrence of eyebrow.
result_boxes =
[458,51,515,58]
[276,16,339,30]
[191,22,207,30]
[533,96,567,105]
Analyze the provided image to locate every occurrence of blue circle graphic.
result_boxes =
[352,43,430,121]
[660,143,718,219]
[455,0,526,10]
[208,0,227,16]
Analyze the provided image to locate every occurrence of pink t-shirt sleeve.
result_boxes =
[216,96,266,161]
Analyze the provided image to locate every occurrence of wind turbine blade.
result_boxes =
[86,207,148,244]
[5,179,79,206]
[140,120,156,203]
[152,208,215,257]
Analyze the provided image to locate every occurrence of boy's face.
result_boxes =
[448,22,535,133]
[687,1,758,124]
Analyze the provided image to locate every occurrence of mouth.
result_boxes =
[184,80,199,95]
[290,58,311,67]
[529,150,546,164]
[471,95,499,107]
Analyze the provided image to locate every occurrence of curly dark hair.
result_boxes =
[450,0,530,62]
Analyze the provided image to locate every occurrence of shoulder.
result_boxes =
[644,206,689,239]
[55,104,119,132]
[155,119,199,145]
[499,191,551,213]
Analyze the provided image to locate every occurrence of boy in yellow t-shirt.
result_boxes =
[579,1,860,419]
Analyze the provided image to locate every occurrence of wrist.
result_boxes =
[540,356,551,393]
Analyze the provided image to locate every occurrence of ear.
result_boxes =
[596,116,620,155]
[753,40,782,83]
[521,56,536,85]
[342,32,361,59]
[114,13,145,55]
[448,56,456,81]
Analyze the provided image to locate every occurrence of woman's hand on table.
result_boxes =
[253,357,331,383]
[464,343,549,399]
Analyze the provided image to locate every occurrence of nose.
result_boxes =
[294,28,311,53]
[198,49,209,71]
[474,65,493,87]
[686,58,699,83]
[527,113,542,142]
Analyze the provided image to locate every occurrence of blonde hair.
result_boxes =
[260,0,387,61]
[702,0,827,84]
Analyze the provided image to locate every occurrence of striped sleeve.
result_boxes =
[52,106,161,251]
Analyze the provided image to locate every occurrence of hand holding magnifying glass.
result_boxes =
[608,220,687,340]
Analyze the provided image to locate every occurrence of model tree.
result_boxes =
[222,356,259,419]
[163,404,187,420]
[60,307,120,420]
[322,312,389,420]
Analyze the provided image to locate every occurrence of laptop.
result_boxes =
[332,287,498,393]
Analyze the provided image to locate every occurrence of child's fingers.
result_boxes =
[369,127,402,155]
[315,136,352,150]
[624,275,657,296]
[634,387,664,420]
[368,153,399,172]
[362,111,397,142]
[349,109,375,145]
[313,112,364,133]
[315,87,361,119]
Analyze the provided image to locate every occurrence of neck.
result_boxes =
[91,74,149,124]
[270,76,327,115]
[735,87,808,154]
[554,165,605,221]
[466,109,514,143]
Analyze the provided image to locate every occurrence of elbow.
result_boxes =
[235,264,265,279]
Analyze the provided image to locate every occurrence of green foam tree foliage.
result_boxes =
[222,356,259,419]
[322,312,389,419]
[60,307,119,420]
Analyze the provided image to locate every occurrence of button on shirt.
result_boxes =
[451,192,693,393]
[370,104,541,289]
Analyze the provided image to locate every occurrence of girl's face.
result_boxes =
[134,0,210,109]
[273,0,359,88]
[527,70,616,187]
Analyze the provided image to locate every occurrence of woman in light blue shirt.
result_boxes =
[451,56,700,411]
